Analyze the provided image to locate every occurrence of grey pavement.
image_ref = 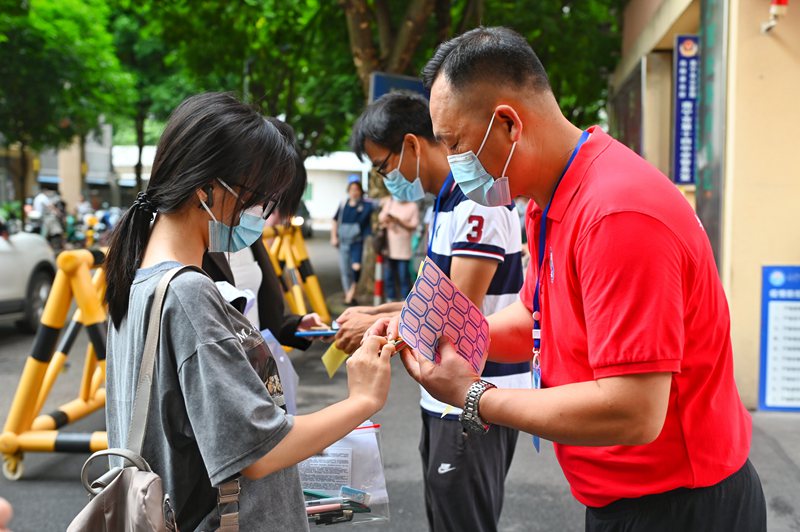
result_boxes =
[0,232,797,531]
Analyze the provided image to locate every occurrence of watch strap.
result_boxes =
[459,380,496,434]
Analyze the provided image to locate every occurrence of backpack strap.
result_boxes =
[126,266,203,454]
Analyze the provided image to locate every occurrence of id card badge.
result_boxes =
[531,328,542,452]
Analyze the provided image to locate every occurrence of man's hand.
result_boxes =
[400,336,480,409]
[335,313,387,354]
[337,306,377,324]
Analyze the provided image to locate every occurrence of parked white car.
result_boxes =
[0,219,56,332]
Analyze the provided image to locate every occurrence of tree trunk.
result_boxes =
[135,105,146,194]
[457,0,484,34]
[435,0,452,42]
[386,0,436,74]
[3,145,12,208]
[339,0,380,96]
[374,0,394,62]
[18,142,28,222]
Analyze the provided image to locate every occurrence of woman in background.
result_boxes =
[378,196,419,301]
[331,175,373,305]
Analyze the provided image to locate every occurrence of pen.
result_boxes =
[306,503,342,515]
[305,497,344,506]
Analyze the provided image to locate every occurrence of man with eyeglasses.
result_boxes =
[338,91,529,532]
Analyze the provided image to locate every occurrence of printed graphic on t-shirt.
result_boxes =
[235,319,286,409]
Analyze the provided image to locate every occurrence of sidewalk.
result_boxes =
[749,412,800,531]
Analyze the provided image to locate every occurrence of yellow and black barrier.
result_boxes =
[262,218,331,323]
[0,249,109,480]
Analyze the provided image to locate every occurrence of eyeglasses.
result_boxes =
[373,151,394,178]
[217,178,278,220]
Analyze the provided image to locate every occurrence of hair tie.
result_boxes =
[132,191,156,215]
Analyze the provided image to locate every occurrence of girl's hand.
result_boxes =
[346,335,393,415]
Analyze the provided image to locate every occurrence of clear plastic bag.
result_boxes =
[299,421,389,525]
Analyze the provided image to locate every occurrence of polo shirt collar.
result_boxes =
[530,125,612,223]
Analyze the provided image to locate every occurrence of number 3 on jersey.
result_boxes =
[467,215,484,243]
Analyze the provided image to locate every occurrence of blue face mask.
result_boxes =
[383,142,425,202]
[200,179,267,253]
[446,113,516,207]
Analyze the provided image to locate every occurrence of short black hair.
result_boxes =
[422,26,550,94]
[350,91,435,160]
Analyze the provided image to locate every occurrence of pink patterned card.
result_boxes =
[399,258,489,373]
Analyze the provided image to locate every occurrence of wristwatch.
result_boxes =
[459,380,496,434]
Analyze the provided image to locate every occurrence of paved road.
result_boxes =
[0,233,798,531]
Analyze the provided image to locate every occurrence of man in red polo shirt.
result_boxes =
[397,26,766,531]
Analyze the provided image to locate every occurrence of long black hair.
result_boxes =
[105,92,296,327]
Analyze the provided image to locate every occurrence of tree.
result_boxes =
[340,0,623,128]
[339,0,485,95]
[0,0,133,203]
[109,0,196,192]
[128,0,622,162]
[146,0,364,158]
[484,0,623,127]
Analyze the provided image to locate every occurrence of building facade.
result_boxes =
[610,0,800,408]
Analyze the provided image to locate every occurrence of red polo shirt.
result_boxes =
[520,126,751,508]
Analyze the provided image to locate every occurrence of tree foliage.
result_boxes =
[146,0,363,158]
[0,0,133,199]
[341,0,623,129]
[108,0,197,190]
[1,0,622,177]
[484,1,623,126]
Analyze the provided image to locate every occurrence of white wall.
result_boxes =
[304,151,369,230]
[305,170,350,230]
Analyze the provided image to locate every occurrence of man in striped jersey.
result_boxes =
[344,91,530,532]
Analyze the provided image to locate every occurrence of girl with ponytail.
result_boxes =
[104,92,392,531]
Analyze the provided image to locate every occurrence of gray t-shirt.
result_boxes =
[106,261,309,531]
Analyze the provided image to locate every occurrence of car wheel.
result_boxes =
[19,269,54,333]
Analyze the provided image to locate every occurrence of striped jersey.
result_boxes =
[421,175,531,417]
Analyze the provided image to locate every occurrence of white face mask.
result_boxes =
[446,113,516,207]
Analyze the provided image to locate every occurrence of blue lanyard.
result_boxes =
[428,173,454,257]
[529,130,589,452]
[532,130,591,362]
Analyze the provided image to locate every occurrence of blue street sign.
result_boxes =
[672,35,700,185]
[369,72,427,103]
[759,266,800,412]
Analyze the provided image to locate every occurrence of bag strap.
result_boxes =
[337,200,345,226]
[126,265,202,454]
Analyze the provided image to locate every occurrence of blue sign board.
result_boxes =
[369,71,427,103]
[672,35,700,185]
[759,266,800,412]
